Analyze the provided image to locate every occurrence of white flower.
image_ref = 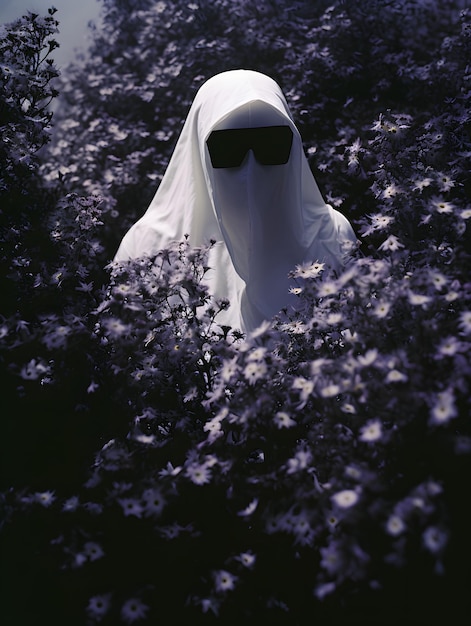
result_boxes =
[357,349,379,366]
[134,434,156,445]
[87,594,111,620]
[286,448,313,474]
[320,382,341,398]
[432,199,454,213]
[243,360,267,384]
[382,183,401,198]
[372,300,391,318]
[186,463,211,485]
[247,347,267,361]
[386,515,405,536]
[20,358,50,380]
[273,411,296,429]
[408,292,431,306]
[118,498,144,518]
[203,415,224,440]
[423,526,448,553]
[221,356,239,381]
[35,491,55,507]
[437,173,455,192]
[121,598,149,623]
[429,270,448,290]
[331,489,359,508]
[370,213,394,229]
[437,336,462,357]
[430,389,457,425]
[292,377,314,402]
[378,234,404,251]
[42,325,71,349]
[293,261,325,279]
[142,488,166,516]
[458,311,471,335]
[413,177,432,191]
[102,317,131,337]
[214,569,237,592]
[292,511,315,546]
[236,551,256,568]
[359,419,383,442]
[385,369,408,383]
[84,541,104,561]
[327,312,343,325]
[200,597,219,615]
[62,496,80,512]
[317,280,338,297]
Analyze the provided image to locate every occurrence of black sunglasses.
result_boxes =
[206,125,294,168]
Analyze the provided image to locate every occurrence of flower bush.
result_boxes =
[1,2,470,625]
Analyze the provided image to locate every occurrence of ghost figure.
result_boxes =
[114,69,358,331]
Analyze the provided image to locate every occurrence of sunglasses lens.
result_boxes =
[207,126,293,168]
[253,126,293,165]
[206,129,248,168]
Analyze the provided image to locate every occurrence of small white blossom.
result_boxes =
[293,261,325,279]
[357,349,379,366]
[236,551,256,568]
[430,389,457,425]
[317,280,338,297]
[221,356,239,383]
[331,489,359,508]
[121,598,149,624]
[432,199,454,213]
[274,411,296,429]
[118,498,144,518]
[35,491,56,507]
[292,377,314,402]
[458,311,471,335]
[286,448,313,474]
[359,419,383,442]
[62,496,80,512]
[423,526,448,553]
[142,488,166,516]
[87,594,111,620]
[243,360,268,384]
[378,234,404,251]
[385,369,408,383]
[372,300,391,319]
[408,292,431,306]
[320,382,341,398]
[84,541,104,561]
[386,515,405,536]
[429,270,448,290]
[186,463,211,485]
[413,177,432,191]
[437,336,462,357]
[214,569,237,592]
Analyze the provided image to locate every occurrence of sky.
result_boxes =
[0,0,102,68]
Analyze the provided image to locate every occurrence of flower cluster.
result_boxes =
[1,2,470,625]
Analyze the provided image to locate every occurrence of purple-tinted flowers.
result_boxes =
[1,2,470,624]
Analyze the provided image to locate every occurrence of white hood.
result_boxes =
[114,69,358,331]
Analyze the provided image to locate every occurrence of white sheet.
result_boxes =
[114,70,358,331]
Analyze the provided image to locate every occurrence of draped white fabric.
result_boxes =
[114,69,358,331]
